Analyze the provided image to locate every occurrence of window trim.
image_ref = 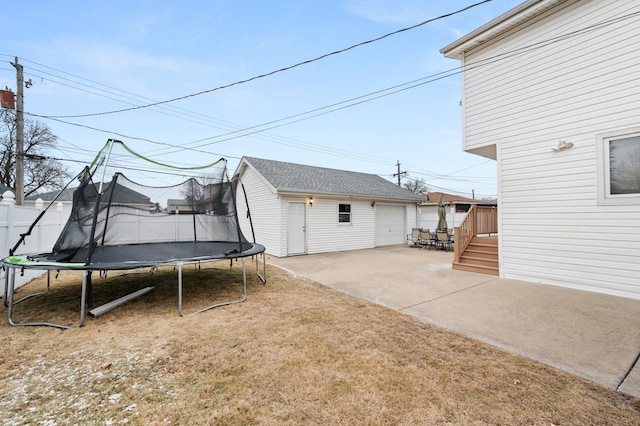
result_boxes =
[596,126,640,206]
[338,203,352,224]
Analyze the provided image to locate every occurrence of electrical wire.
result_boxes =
[39,0,492,119]
[27,8,639,163]
[10,7,638,196]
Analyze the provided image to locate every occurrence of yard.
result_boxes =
[0,260,638,425]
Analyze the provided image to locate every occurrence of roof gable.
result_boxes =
[241,157,421,202]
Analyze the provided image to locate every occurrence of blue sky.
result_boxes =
[1,0,523,198]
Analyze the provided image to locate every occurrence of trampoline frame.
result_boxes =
[2,139,267,329]
[2,244,266,329]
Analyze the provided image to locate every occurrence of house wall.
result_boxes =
[236,166,283,256]
[292,197,376,255]
[462,0,640,298]
[418,205,458,231]
[405,203,419,238]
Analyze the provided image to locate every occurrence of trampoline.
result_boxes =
[2,139,266,328]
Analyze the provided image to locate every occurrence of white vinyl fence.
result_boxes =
[0,192,70,293]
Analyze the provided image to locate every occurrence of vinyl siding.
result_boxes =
[236,166,283,256]
[461,0,640,298]
[405,203,418,237]
[303,198,375,254]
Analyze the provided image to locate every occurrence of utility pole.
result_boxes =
[11,57,24,205]
[393,160,406,187]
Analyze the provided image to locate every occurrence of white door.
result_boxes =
[375,204,406,246]
[287,202,306,255]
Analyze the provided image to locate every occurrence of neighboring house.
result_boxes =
[419,192,496,231]
[26,181,154,212]
[441,0,640,298]
[166,198,195,214]
[234,157,422,257]
[24,187,74,212]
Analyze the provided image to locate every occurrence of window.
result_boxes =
[338,203,351,223]
[597,127,640,205]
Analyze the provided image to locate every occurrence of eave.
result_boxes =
[440,0,564,59]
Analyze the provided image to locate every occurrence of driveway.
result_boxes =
[267,245,640,397]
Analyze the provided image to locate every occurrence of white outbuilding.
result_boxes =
[234,157,421,257]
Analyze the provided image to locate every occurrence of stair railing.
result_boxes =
[453,205,497,263]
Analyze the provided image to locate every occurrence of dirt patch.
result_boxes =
[1,260,639,425]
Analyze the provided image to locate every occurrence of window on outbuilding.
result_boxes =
[597,127,640,205]
[338,203,351,223]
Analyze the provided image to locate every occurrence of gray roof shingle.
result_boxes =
[244,157,421,202]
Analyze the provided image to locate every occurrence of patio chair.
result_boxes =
[436,231,452,251]
[419,229,433,249]
[407,228,421,248]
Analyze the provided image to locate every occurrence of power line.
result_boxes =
[87,9,640,159]
[14,7,638,195]
[20,8,639,164]
[29,9,635,165]
[39,1,492,119]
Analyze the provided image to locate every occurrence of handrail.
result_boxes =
[453,205,497,263]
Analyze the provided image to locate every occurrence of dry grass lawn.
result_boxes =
[0,259,639,425]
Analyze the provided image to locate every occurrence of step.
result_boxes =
[466,242,498,252]
[459,255,498,269]
[462,249,498,260]
[452,261,499,276]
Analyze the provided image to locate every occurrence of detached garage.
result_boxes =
[234,157,421,257]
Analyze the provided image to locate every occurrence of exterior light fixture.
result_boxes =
[551,140,574,151]
[309,196,314,206]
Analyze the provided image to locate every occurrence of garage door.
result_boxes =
[375,204,406,246]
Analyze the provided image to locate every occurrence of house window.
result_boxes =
[597,127,640,205]
[338,203,351,223]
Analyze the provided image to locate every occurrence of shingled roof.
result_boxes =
[242,157,422,202]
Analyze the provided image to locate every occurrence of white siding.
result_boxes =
[304,198,375,254]
[236,166,283,256]
[461,0,640,298]
[418,205,457,231]
[406,203,418,237]
[375,204,406,246]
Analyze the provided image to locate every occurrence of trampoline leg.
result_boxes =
[6,267,69,329]
[190,257,247,315]
[11,270,52,305]
[3,269,8,307]
[80,271,88,327]
[255,252,267,284]
[7,267,15,326]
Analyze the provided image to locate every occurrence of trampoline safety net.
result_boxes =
[27,139,254,267]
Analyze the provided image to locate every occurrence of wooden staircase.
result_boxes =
[452,235,498,275]
[452,204,499,276]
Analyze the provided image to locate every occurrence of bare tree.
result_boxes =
[0,110,70,197]
[403,177,428,195]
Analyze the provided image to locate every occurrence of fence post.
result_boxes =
[3,191,16,256]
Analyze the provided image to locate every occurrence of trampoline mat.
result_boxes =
[5,241,265,271]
